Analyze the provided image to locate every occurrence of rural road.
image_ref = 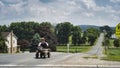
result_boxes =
[87,33,104,57]
[0,52,74,65]
[0,33,120,68]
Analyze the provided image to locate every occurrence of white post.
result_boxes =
[67,44,69,53]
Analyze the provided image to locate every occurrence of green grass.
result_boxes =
[102,39,120,61]
[102,48,120,61]
[56,45,92,53]
[83,55,98,59]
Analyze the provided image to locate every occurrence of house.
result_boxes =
[111,34,116,39]
[1,31,18,53]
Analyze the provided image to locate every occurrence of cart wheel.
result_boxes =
[40,53,42,58]
[48,52,50,58]
[35,52,39,58]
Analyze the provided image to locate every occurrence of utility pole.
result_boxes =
[67,44,70,53]
[10,30,13,54]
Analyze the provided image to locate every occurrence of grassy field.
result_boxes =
[102,48,120,61]
[56,45,92,53]
[101,39,120,61]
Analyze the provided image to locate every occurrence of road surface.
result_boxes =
[52,33,120,65]
[0,52,74,65]
[0,52,120,68]
[87,33,104,57]
[0,33,120,68]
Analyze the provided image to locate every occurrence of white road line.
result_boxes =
[0,64,120,67]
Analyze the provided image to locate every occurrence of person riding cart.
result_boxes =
[35,38,50,58]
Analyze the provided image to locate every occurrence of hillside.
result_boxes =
[79,25,100,31]
[79,25,115,31]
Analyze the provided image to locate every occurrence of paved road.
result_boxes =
[0,33,120,68]
[0,52,120,68]
[0,52,74,66]
[87,33,104,57]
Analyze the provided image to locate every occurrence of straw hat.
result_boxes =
[41,37,45,41]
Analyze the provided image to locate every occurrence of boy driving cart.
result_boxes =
[35,38,50,58]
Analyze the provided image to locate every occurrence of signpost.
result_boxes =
[67,44,70,53]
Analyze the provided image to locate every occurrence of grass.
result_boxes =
[83,55,98,59]
[56,45,92,53]
[102,48,120,61]
[102,39,120,61]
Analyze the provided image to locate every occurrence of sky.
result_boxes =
[0,0,120,26]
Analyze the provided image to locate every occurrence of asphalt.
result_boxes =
[87,33,104,57]
[0,33,120,68]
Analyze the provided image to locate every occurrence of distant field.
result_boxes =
[102,48,120,61]
[56,45,92,53]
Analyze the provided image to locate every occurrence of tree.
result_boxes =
[104,38,110,48]
[86,28,100,45]
[35,22,58,51]
[0,25,8,32]
[9,21,39,41]
[55,22,73,44]
[81,31,87,44]
[0,32,7,53]
[100,25,113,38]
[30,33,40,52]
[99,26,104,32]
[113,39,119,48]
[18,39,30,52]
[72,26,82,45]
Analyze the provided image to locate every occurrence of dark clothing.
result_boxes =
[41,42,48,48]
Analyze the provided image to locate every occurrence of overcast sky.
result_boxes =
[0,0,120,26]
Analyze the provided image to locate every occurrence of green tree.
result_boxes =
[86,28,100,45]
[9,21,40,41]
[0,32,7,53]
[35,22,58,51]
[100,25,113,38]
[72,26,82,45]
[30,33,40,52]
[0,25,8,32]
[81,31,87,44]
[55,22,73,44]
[113,39,120,48]
[104,38,110,48]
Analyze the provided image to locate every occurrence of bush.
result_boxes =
[113,39,119,48]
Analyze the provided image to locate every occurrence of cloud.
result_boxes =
[81,0,96,9]
[1,0,23,4]
[0,1,4,7]
[0,0,26,20]
[110,0,120,3]
[0,0,120,26]
[85,13,94,17]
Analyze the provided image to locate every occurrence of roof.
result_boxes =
[1,32,10,38]
[1,32,18,39]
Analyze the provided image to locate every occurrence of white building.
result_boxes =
[111,34,116,39]
[1,31,18,53]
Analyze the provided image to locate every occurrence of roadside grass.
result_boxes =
[102,39,120,61]
[102,47,120,61]
[83,55,98,59]
[56,45,92,53]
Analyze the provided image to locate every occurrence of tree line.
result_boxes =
[0,21,115,52]
[100,25,120,48]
